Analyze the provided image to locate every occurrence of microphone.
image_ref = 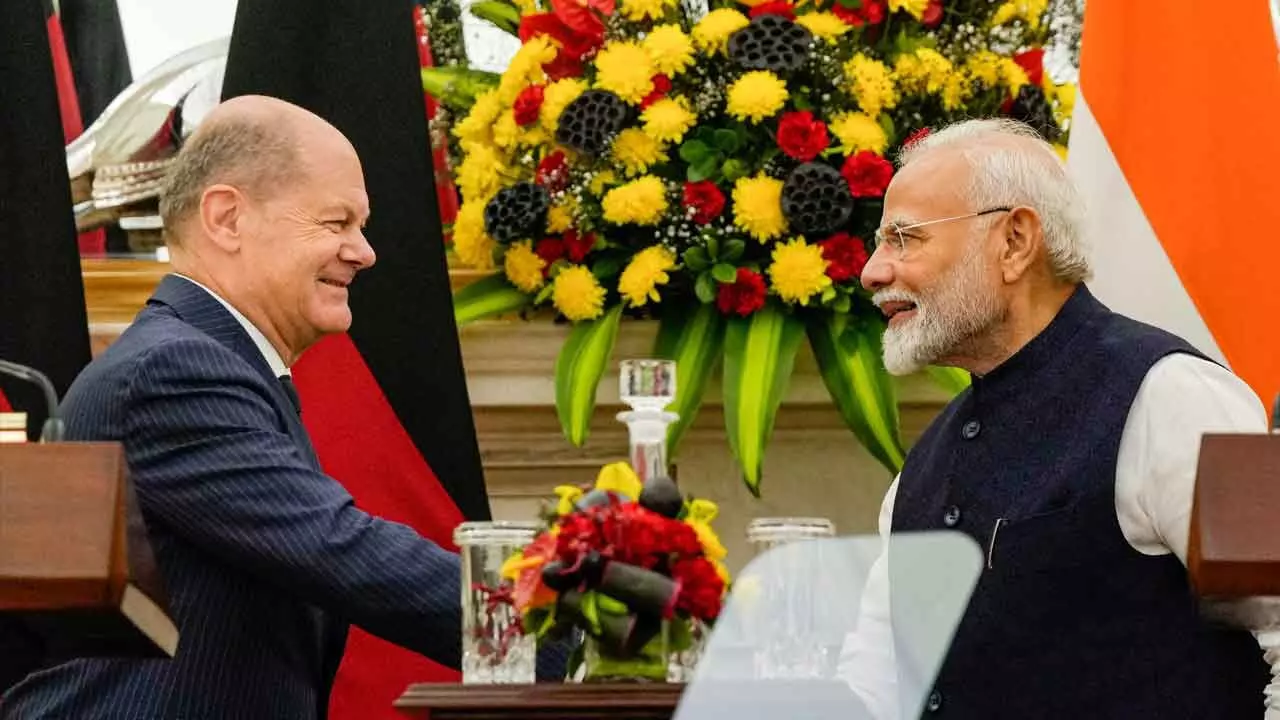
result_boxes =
[0,359,64,442]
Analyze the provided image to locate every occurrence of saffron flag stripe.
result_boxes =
[1073,0,1280,405]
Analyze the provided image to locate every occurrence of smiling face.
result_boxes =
[233,124,375,358]
[860,147,1007,375]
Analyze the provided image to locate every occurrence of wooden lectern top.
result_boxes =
[1190,433,1280,598]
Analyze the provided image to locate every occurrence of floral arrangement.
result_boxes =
[427,0,1076,494]
[500,462,728,679]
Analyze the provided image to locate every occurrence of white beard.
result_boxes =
[875,247,1003,376]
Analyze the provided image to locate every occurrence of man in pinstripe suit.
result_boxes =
[1,95,544,718]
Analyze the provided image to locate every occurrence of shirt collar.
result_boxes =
[173,274,291,378]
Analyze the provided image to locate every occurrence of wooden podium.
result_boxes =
[1189,434,1280,598]
[0,442,177,658]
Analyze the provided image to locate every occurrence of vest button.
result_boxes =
[927,689,943,712]
[943,505,962,527]
[961,419,981,439]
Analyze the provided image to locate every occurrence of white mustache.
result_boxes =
[872,289,921,310]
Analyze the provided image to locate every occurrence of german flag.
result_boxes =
[1068,1,1280,406]
[221,1,489,716]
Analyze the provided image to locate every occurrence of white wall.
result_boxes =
[116,0,238,79]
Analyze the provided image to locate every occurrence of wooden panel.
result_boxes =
[394,683,682,720]
[1190,434,1280,597]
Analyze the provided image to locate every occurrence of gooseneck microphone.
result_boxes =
[0,359,64,442]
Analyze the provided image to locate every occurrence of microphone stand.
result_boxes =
[0,359,64,442]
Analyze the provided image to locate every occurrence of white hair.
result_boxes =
[897,118,1091,283]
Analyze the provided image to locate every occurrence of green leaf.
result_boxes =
[687,162,713,183]
[653,305,726,455]
[721,158,750,182]
[723,239,746,262]
[820,285,837,302]
[683,246,711,272]
[420,67,501,111]
[591,256,624,280]
[712,263,738,284]
[695,272,717,303]
[833,295,852,314]
[878,113,897,144]
[534,279,556,304]
[706,234,720,260]
[793,94,813,111]
[925,365,972,396]
[713,128,740,153]
[722,303,806,495]
[679,140,711,164]
[834,0,862,7]
[806,314,905,474]
[690,156,720,183]
[468,0,522,35]
[555,304,625,446]
[452,274,530,326]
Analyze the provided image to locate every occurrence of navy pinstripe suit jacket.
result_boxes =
[1,275,468,719]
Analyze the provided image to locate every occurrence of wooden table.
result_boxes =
[394,683,683,720]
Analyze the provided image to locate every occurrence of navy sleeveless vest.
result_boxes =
[892,285,1268,719]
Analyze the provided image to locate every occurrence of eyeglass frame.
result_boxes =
[872,207,1014,259]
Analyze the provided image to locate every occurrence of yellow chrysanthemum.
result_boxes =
[451,202,496,270]
[964,50,1002,87]
[455,144,506,205]
[685,499,727,561]
[589,170,619,196]
[617,246,676,307]
[991,0,1047,28]
[552,265,606,321]
[726,71,788,123]
[612,128,668,176]
[796,12,850,40]
[732,175,786,242]
[768,238,831,305]
[453,89,502,147]
[594,42,656,105]
[547,199,576,234]
[894,48,954,95]
[503,240,546,292]
[511,0,538,13]
[540,78,588,133]
[1000,58,1029,94]
[888,0,928,19]
[620,0,677,22]
[693,9,750,55]
[492,111,520,149]
[829,112,888,155]
[1053,82,1077,118]
[1052,143,1068,162]
[497,36,555,103]
[845,54,898,118]
[941,71,972,112]
[643,25,695,76]
[602,176,669,225]
[641,97,697,144]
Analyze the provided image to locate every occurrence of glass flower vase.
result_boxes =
[454,521,541,684]
[581,620,671,683]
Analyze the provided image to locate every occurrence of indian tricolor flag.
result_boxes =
[1068,1,1280,406]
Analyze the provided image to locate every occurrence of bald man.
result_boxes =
[0,96,548,719]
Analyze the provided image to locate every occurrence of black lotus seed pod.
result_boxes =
[554,90,631,156]
[1009,85,1059,141]
[638,475,683,519]
[781,162,854,236]
[483,182,550,242]
[727,15,813,74]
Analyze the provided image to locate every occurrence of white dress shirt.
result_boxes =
[838,353,1280,718]
[173,274,291,377]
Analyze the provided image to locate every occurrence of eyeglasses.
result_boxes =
[872,207,1013,259]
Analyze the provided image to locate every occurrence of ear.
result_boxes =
[998,206,1043,283]
[199,184,249,253]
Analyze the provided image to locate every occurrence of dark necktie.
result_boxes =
[278,375,302,416]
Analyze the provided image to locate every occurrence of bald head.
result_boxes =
[894,119,1090,283]
[159,95,347,247]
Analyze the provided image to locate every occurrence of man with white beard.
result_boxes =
[836,119,1279,719]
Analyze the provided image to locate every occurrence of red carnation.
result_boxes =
[818,233,870,282]
[749,0,796,19]
[536,151,569,192]
[682,181,726,225]
[833,0,885,26]
[535,238,566,274]
[640,74,672,109]
[513,85,545,126]
[672,557,724,621]
[776,111,830,162]
[1013,48,1045,88]
[716,268,767,317]
[921,0,944,28]
[563,229,597,263]
[519,11,603,80]
[841,151,894,198]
